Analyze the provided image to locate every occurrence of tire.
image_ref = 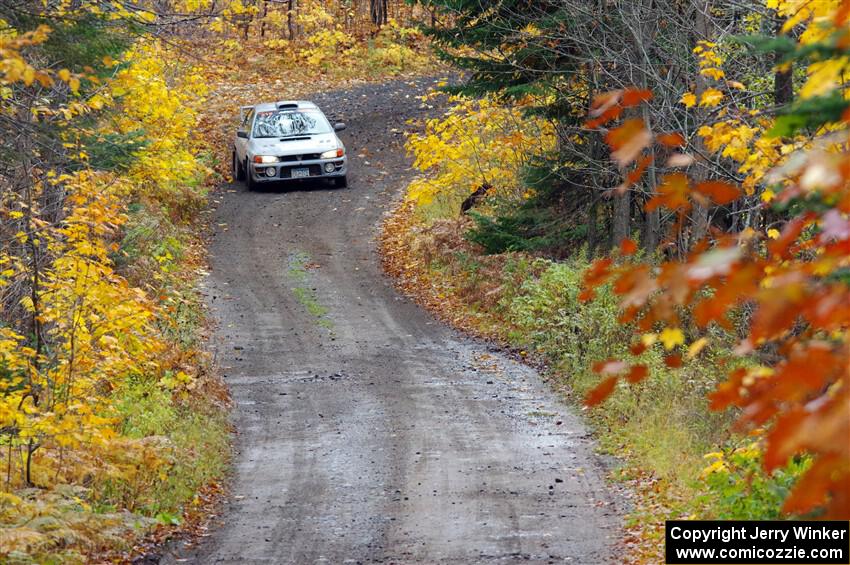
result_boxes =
[233,151,246,181]
[334,175,348,189]
[245,159,258,191]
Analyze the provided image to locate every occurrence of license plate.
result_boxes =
[292,167,310,178]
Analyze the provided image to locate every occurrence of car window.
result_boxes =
[252,110,332,138]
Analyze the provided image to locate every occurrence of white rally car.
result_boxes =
[232,100,348,190]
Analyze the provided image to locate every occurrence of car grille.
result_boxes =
[278,153,322,162]
[279,164,322,178]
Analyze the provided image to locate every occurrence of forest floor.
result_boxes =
[159,76,622,563]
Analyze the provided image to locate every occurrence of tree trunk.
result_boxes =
[633,1,661,253]
[370,0,387,28]
[587,194,600,260]
[641,203,660,251]
[689,0,712,245]
[611,191,630,247]
[773,15,793,106]
[287,0,297,40]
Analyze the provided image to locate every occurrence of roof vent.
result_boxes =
[277,102,299,110]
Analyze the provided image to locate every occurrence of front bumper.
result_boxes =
[250,157,347,182]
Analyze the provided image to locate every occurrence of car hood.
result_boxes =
[249,133,338,156]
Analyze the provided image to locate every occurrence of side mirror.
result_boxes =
[237,130,248,139]
[333,122,347,132]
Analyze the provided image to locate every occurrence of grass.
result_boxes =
[495,257,736,491]
[287,252,334,330]
[105,199,231,521]
[104,377,230,518]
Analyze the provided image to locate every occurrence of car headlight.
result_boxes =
[253,155,279,163]
[320,148,344,159]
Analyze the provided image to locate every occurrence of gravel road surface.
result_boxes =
[163,77,619,564]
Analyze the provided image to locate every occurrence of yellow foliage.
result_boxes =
[768,0,842,43]
[689,3,848,196]
[0,35,207,494]
[659,327,685,350]
[109,41,210,202]
[305,29,355,67]
[800,57,850,99]
[296,3,336,34]
[699,88,724,107]
[406,95,555,212]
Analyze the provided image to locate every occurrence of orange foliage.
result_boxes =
[580,78,850,517]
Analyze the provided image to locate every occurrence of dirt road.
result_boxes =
[165,78,619,564]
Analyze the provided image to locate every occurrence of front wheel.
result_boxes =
[245,159,258,191]
[233,151,246,181]
[334,175,348,189]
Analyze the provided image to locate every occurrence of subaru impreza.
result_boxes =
[232,100,348,190]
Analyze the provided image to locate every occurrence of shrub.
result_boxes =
[697,440,810,520]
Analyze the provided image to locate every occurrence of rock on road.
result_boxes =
[164,77,619,564]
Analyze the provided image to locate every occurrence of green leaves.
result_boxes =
[73,130,148,172]
[424,0,581,105]
[768,93,850,137]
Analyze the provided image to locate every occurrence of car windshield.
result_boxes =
[252,109,331,138]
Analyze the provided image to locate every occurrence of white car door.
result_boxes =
[235,106,254,162]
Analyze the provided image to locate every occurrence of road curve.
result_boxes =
[164,77,619,564]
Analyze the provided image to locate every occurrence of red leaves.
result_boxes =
[619,238,638,256]
[593,359,628,375]
[590,102,744,211]
[764,382,850,518]
[578,288,597,302]
[646,172,691,212]
[581,257,613,303]
[803,285,850,330]
[657,132,686,147]
[589,89,655,163]
[606,118,652,168]
[664,354,683,368]
[781,454,846,517]
[589,90,621,116]
[625,364,649,383]
[585,376,618,407]
[585,360,650,405]
[580,83,850,519]
[581,83,850,520]
[767,215,811,259]
[751,282,807,342]
[694,180,740,205]
[617,154,654,194]
[693,267,748,327]
[613,264,657,308]
[836,0,850,25]
[587,91,623,129]
[709,367,747,410]
[621,87,653,107]
[587,88,652,129]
